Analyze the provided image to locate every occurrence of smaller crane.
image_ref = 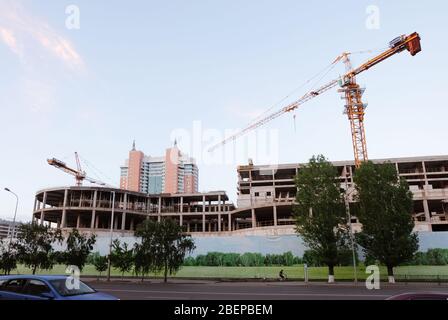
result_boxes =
[47,152,106,186]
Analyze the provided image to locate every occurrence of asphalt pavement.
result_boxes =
[85,279,448,300]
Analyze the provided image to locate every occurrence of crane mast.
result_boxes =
[208,32,421,168]
[338,32,421,167]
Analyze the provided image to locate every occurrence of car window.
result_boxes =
[2,279,27,293]
[24,279,52,297]
[49,279,96,297]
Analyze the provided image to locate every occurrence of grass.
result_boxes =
[10,264,448,281]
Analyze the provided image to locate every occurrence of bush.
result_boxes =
[405,249,448,266]
[302,250,323,267]
[183,256,196,266]
[426,248,448,265]
[184,252,302,267]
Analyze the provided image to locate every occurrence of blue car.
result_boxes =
[0,275,118,300]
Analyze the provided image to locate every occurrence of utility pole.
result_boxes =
[107,191,115,282]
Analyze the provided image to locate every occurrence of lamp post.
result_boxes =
[344,174,358,283]
[107,190,115,282]
[4,188,19,250]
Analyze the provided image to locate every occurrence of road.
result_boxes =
[86,279,448,300]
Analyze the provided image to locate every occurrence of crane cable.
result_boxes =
[243,58,342,129]
[78,155,117,187]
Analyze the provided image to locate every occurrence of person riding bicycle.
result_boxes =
[279,269,286,281]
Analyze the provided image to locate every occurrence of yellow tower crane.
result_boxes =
[208,32,422,167]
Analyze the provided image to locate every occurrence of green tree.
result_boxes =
[282,252,294,266]
[14,223,62,274]
[110,239,134,278]
[134,219,195,283]
[0,240,17,275]
[62,229,96,271]
[93,255,108,279]
[293,155,348,282]
[354,161,419,283]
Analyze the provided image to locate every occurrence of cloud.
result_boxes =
[0,27,21,55]
[0,1,84,71]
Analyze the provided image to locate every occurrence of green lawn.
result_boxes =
[11,264,448,281]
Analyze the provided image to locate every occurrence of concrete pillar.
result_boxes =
[422,161,428,185]
[228,213,231,231]
[158,197,162,214]
[130,218,134,231]
[92,190,97,208]
[90,190,97,229]
[180,196,183,213]
[76,214,81,229]
[79,191,83,208]
[91,211,96,229]
[423,199,431,222]
[202,214,206,232]
[202,195,206,213]
[121,212,126,230]
[180,214,183,227]
[95,215,99,229]
[273,205,278,226]
[40,211,45,226]
[114,214,118,230]
[187,222,190,233]
[218,214,221,232]
[40,191,47,225]
[123,193,128,211]
[251,208,256,228]
[61,189,68,228]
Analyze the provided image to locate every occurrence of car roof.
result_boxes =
[387,292,448,300]
[0,275,69,281]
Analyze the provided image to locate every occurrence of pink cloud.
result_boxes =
[0,27,20,55]
[0,1,85,71]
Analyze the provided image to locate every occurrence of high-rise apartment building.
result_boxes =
[120,141,198,194]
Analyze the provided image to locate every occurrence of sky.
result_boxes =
[0,0,447,222]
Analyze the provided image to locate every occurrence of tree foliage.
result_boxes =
[92,254,108,278]
[134,219,195,283]
[61,229,96,271]
[293,155,349,279]
[110,239,134,278]
[353,161,419,280]
[0,240,17,275]
[14,223,62,274]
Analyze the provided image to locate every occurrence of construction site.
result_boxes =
[29,31,448,255]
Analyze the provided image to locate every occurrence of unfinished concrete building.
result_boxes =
[237,155,448,233]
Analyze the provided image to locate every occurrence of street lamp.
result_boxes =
[343,175,358,283]
[4,188,19,249]
[107,190,116,282]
